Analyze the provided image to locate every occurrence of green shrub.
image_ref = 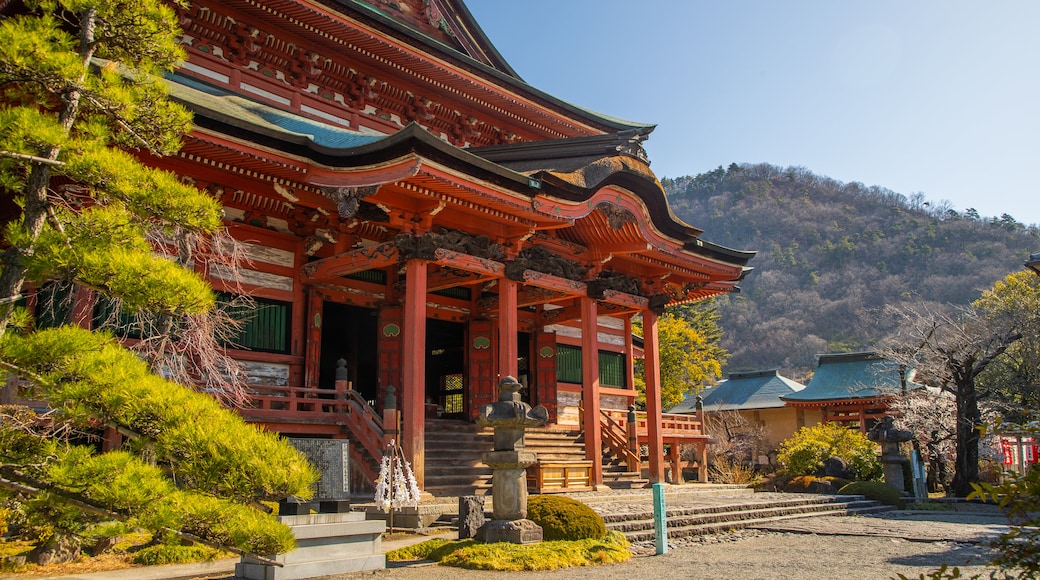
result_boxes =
[526,495,605,541]
[837,481,906,509]
[777,423,882,480]
[131,543,222,566]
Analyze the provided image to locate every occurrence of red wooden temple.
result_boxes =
[30,0,756,493]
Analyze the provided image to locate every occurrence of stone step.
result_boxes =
[590,493,895,542]
[598,494,868,522]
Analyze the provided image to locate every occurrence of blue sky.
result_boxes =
[466,1,1040,227]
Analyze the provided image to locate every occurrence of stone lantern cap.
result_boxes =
[476,376,549,451]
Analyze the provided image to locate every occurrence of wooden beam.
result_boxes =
[601,289,649,309]
[426,267,494,292]
[522,269,587,296]
[432,248,504,276]
[540,302,581,325]
[301,242,399,282]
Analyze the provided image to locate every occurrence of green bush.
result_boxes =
[837,481,906,509]
[526,495,605,541]
[777,423,882,480]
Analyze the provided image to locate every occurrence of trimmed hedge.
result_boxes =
[526,495,605,541]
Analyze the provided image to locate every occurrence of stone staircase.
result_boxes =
[573,488,895,542]
[423,420,645,497]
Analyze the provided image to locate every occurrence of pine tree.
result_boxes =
[0,0,317,563]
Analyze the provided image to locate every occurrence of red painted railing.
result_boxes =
[601,409,707,441]
[598,409,640,470]
[238,381,386,484]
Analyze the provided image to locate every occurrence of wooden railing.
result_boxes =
[238,380,387,485]
[600,409,706,440]
[598,409,640,471]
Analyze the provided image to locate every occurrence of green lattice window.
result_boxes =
[556,345,626,388]
[35,281,74,329]
[219,294,292,354]
[599,351,626,388]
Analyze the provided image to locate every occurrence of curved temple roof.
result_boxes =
[168,72,755,285]
[669,370,806,413]
[782,352,921,403]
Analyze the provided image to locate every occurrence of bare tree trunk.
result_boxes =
[0,8,96,335]
[951,377,981,496]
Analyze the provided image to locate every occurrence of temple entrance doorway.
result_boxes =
[319,302,378,404]
[426,319,465,420]
[517,331,532,404]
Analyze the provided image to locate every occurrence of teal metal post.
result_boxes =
[652,482,667,554]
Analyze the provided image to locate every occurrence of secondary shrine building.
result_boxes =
[144,0,753,493]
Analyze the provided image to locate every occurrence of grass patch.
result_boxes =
[131,544,226,566]
[387,530,631,571]
[0,531,230,576]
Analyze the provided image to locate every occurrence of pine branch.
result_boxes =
[0,151,66,166]
[0,470,284,567]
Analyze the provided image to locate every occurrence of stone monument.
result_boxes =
[475,376,549,544]
[867,416,913,494]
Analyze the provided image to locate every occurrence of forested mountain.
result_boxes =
[664,163,1039,381]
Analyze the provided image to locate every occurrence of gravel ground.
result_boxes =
[314,511,1008,580]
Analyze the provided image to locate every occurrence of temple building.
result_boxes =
[782,352,920,434]
[32,0,757,494]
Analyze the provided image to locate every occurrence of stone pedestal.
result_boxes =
[483,450,538,520]
[235,512,385,580]
[868,417,913,495]
[880,443,908,493]
[478,518,543,544]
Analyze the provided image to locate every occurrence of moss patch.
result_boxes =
[386,530,631,571]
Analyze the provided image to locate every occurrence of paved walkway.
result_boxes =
[21,492,1013,580]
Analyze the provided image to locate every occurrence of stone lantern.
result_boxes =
[475,376,549,544]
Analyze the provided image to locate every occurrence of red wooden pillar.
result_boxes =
[533,330,558,423]
[643,308,666,484]
[498,278,518,379]
[401,258,428,489]
[467,318,496,420]
[580,296,602,487]
[304,289,323,388]
[624,315,636,400]
[377,305,404,409]
[669,442,684,484]
[697,442,709,483]
[71,286,94,329]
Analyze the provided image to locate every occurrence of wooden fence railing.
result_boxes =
[239,380,388,485]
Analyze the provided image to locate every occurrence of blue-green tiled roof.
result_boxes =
[782,352,918,402]
[167,73,386,150]
[667,370,805,413]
